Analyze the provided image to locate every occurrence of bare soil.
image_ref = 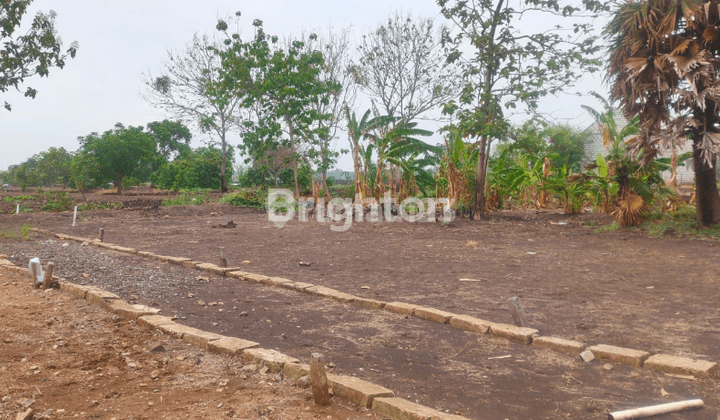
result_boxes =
[0,268,381,420]
[1,192,719,419]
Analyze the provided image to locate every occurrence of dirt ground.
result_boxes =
[1,193,720,419]
[0,268,384,420]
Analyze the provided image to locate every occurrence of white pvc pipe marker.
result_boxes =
[608,399,704,420]
[72,205,78,227]
[16,204,19,214]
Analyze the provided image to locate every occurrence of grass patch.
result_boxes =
[3,195,33,203]
[77,201,123,211]
[594,221,621,233]
[640,204,720,240]
[162,190,211,206]
[0,221,32,241]
[220,188,268,209]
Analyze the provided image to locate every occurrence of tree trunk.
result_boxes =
[116,174,123,195]
[473,137,488,220]
[285,116,301,198]
[353,144,362,200]
[693,147,720,228]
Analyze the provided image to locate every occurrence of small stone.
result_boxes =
[580,350,595,363]
[21,358,27,363]
[127,362,138,369]
[259,366,269,375]
[188,293,194,298]
[149,345,165,353]
[1,396,10,403]
[150,370,159,380]
[240,311,248,317]
[603,363,613,371]
[16,408,32,420]
[22,398,34,408]
[209,302,218,307]
[242,364,258,374]
[360,286,370,290]
[89,400,99,407]
[130,295,138,301]
[29,366,38,371]
[297,376,310,389]
[197,301,205,306]
[148,401,153,406]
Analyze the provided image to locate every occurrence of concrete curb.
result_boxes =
[1,261,473,420]
[26,228,720,382]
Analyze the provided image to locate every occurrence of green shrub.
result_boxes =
[220,188,268,209]
[37,191,74,212]
[162,190,210,206]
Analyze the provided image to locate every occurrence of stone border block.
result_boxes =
[586,344,649,367]
[158,322,194,338]
[353,297,386,310]
[106,300,159,319]
[241,348,299,372]
[385,302,417,316]
[137,315,176,329]
[532,336,584,356]
[489,323,538,344]
[449,315,493,334]
[136,251,157,258]
[643,354,718,378]
[413,307,455,324]
[207,337,260,356]
[182,328,226,349]
[226,271,250,280]
[195,263,239,275]
[58,281,91,299]
[372,397,470,420]
[305,285,356,303]
[328,374,394,408]
[84,287,120,309]
[181,260,198,268]
[282,362,311,380]
[265,277,295,287]
[244,273,271,284]
[284,281,314,291]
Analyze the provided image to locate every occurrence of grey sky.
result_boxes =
[1,0,607,172]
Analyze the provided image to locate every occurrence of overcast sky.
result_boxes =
[1,0,608,172]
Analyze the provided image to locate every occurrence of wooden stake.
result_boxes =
[219,247,227,268]
[310,353,330,406]
[30,262,40,289]
[608,399,704,420]
[507,296,528,327]
[99,228,105,243]
[41,262,54,290]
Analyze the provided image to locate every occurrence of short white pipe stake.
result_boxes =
[72,206,78,227]
[608,399,704,420]
[16,204,19,214]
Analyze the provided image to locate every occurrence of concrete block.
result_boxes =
[413,307,455,324]
[532,336,585,356]
[643,354,718,378]
[0,259,13,266]
[195,263,239,275]
[305,285,356,303]
[586,344,650,367]
[158,322,196,339]
[84,287,120,308]
[489,323,539,344]
[182,328,226,349]
[241,348,300,372]
[136,251,157,258]
[152,255,191,265]
[449,315,493,334]
[181,260,198,268]
[328,373,394,408]
[106,300,160,319]
[353,298,386,310]
[207,337,260,356]
[226,271,250,280]
[110,245,137,254]
[265,277,295,287]
[385,302,417,316]
[244,273,271,284]
[372,397,470,420]
[285,281,315,291]
[137,315,176,329]
[283,363,311,380]
[58,281,91,299]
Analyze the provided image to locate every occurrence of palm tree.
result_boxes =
[345,108,394,200]
[606,0,720,228]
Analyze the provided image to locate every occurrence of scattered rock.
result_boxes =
[197,301,205,306]
[22,398,34,408]
[149,345,165,353]
[129,295,138,301]
[660,387,669,397]
[239,311,248,317]
[16,408,32,420]
[150,370,159,380]
[360,286,370,290]
[603,363,613,371]
[297,376,310,389]
[580,350,595,363]
[241,364,258,374]
[259,366,269,375]
[187,293,194,298]
[242,260,251,264]
[89,400,99,407]
[298,262,311,266]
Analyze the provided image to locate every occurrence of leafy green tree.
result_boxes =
[1,0,78,110]
[70,150,99,193]
[77,124,156,195]
[141,34,239,192]
[152,146,234,191]
[147,120,192,160]
[544,124,591,173]
[437,0,604,218]
[31,147,73,186]
[214,17,339,198]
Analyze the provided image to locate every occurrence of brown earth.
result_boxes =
[0,267,383,420]
[1,194,719,419]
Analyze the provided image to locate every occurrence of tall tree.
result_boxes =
[1,0,77,110]
[77,124,155,195]
[141,34,239,192]
[215,17,339,198]
[605,0,720,227]
[438,0,604,218]
[353,11,459,122]
[147,120,192,160]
